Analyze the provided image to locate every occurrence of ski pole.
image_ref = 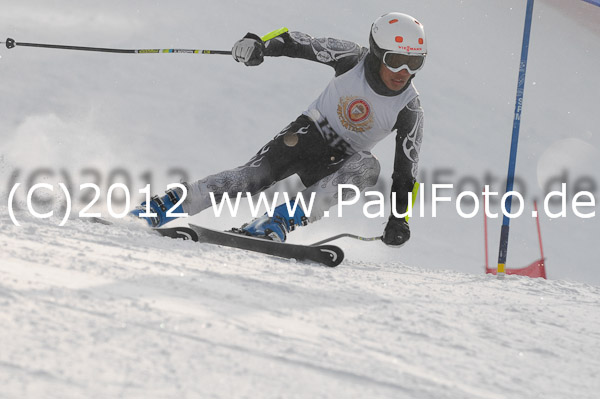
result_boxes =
[312,183,420,246]
[311,234,382,246]
[2,27,288,55]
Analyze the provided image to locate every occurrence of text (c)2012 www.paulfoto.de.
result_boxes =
[5,182,596,226]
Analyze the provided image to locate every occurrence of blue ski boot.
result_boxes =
[130,186,186,228]
[237,202,308,242]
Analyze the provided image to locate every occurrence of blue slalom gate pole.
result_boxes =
[582,0,600,7]
[497,0,535,278]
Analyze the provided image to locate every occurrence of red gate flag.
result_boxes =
[484,200,547,279]
[486,259,547,279]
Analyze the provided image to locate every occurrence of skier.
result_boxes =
[133,12,426,248]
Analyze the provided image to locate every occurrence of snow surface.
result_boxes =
[1,212,600,399]
[1,0,599,283]
[1,0,600,397]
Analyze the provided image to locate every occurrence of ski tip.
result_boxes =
[317,245,344,267]
[156,226,199,242]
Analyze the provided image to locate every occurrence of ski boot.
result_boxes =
[130,186,186,228]
[235,202,308,242]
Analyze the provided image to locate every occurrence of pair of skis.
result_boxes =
[85,217,381,267]
[157,224,347,267]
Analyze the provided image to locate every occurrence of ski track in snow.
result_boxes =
[1,210,599,399]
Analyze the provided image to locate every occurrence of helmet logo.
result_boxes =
[395,36,403,43]
[389,19,399,24]
[397,45,424,53]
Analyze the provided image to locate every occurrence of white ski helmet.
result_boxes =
[369,12,427,73]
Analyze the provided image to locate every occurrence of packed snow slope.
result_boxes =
[1,0,599,283]
[1,211,600,399]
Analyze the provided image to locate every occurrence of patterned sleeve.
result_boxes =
[390,96,424,217]
[264,31,368,76]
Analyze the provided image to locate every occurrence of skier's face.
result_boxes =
[379,63,412,91]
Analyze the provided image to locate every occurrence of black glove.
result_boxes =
[231,33,265,66]
[382,217,410,247]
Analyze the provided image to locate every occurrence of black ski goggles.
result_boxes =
[382,51,426,74]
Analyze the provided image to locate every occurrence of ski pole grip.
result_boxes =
[6,38,16,49]
[260,27,288,42]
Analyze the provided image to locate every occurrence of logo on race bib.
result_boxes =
[337,96,373,133]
